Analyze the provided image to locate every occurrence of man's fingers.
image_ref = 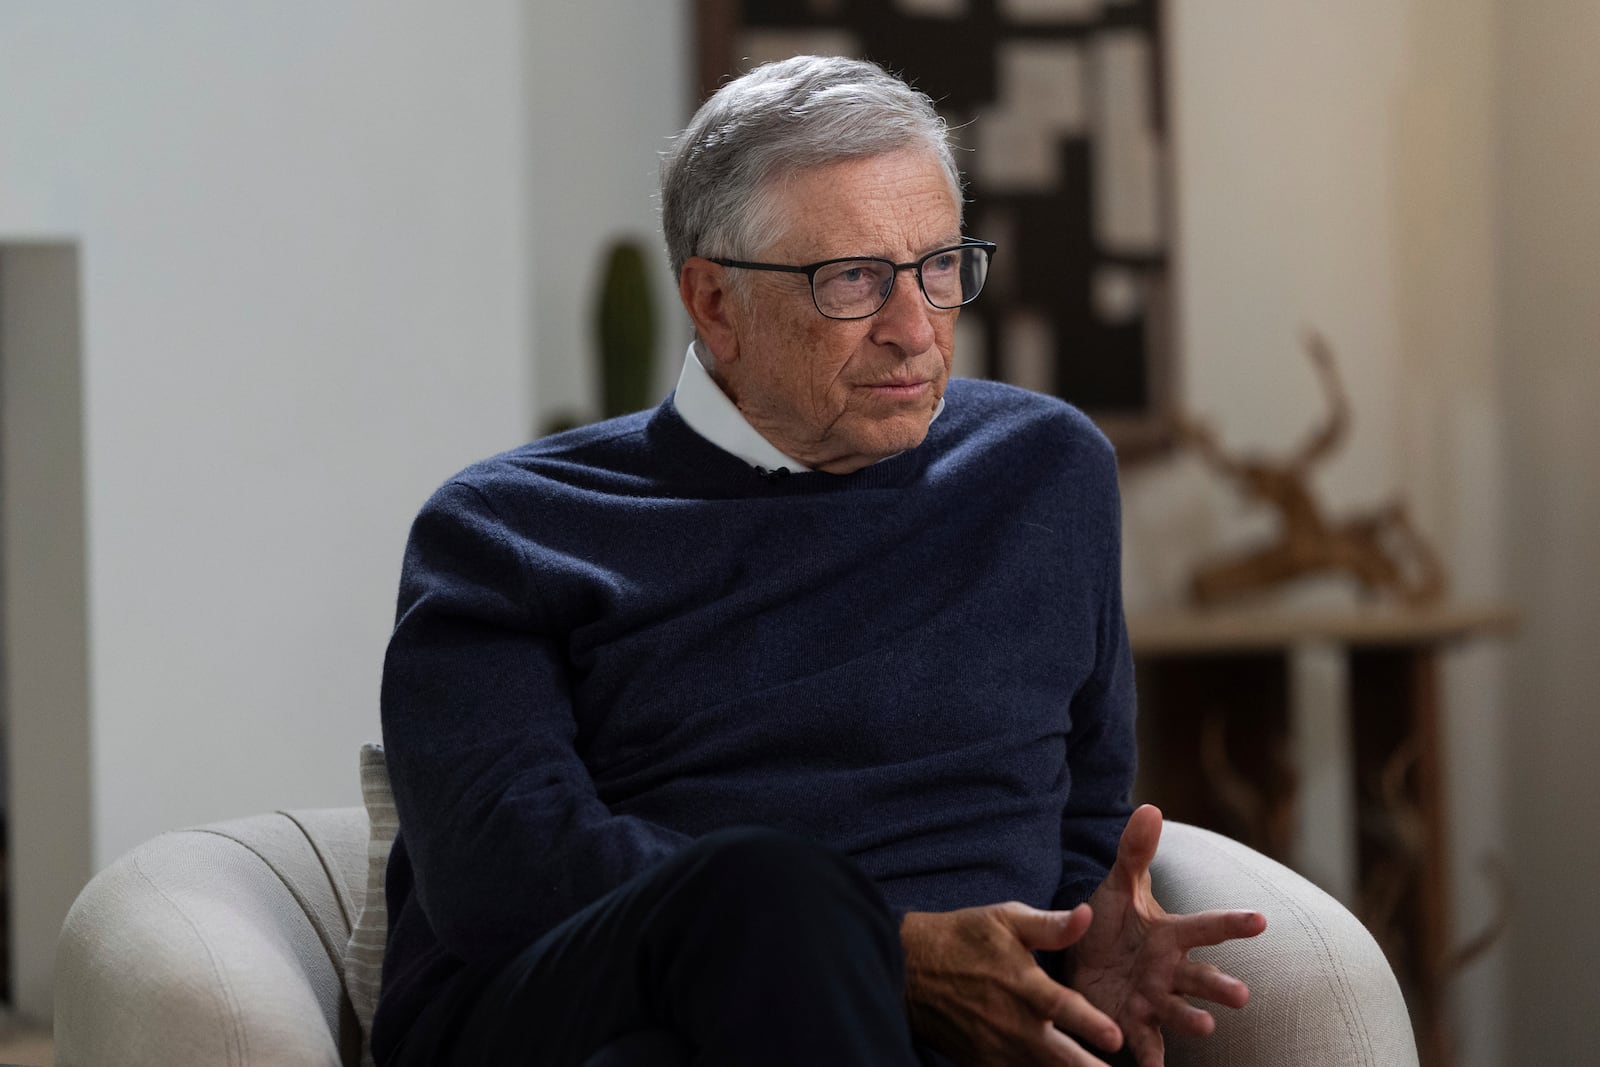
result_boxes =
[1006,901,1094,951]
[1126,1022,1167,1067]
[1017,968,1123,1054]
[1156,993,1217,1038]
[1174,908,1267,949]
[1039,1026,1125,1067]
[1174,960,1251,1009]
[1114,804,1164,875]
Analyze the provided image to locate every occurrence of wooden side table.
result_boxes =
[1128,604,1516,1067]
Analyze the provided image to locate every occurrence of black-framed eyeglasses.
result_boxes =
[708,239,996,321]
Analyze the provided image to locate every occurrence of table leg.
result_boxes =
[1350,646,1453,1067]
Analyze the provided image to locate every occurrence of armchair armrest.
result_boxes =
[1152,821,1419,1067]
[55,816,362,1067]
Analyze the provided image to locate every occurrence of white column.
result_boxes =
[1,244,92,1020]
[1288,639,1357,903]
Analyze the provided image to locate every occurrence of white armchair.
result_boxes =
[54,806,1417,1066]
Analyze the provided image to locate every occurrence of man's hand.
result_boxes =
[1072,804,1268,1067]
[901,902,1125,1066]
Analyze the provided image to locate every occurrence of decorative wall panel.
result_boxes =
[698,0,1175,458]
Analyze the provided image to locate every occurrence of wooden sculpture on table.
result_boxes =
[1179,331,1447,608]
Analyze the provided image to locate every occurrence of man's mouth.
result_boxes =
[864,377,932,399]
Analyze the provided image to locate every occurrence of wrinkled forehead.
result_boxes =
[754,150,964,261]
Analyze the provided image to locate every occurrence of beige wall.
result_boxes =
[1134,1,1598,1061]
[1496,0,1600,1057]
[1133,2,1516,1062]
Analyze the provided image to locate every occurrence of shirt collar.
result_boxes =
[674,344,813,473]
[672,344,945,474]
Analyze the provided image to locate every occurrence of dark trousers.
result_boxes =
[390,827,925,1066]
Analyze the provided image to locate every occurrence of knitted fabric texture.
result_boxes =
[372,378,1136,1063]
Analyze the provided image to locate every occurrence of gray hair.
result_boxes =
[660,55,964,282]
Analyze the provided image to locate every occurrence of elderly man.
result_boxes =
[376,55,1263,1067]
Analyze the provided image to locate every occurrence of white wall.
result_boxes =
[1496,0,1600,1058]
[0,0,695,1020]
[0,0,533,1016]
[524,3,693,428]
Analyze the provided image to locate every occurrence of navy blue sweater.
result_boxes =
[373,378,1135,1063]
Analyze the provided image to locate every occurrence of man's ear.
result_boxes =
[679,257,740,367]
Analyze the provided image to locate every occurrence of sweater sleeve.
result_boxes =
[1051,451,1137,910]
[380,480,690,961]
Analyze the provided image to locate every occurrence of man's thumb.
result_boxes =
[1008,902,1093,950]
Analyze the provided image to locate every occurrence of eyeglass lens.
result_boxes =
[812,245,990,319]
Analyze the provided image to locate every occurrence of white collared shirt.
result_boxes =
[671,343,945,473]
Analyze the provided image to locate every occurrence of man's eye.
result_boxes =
[819,263,881,288]
[926,253,959,274]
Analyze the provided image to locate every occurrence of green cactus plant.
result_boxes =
[595,238,656,419]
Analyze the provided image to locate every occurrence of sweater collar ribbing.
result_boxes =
[646,397,928,496]
[670,344,944,480]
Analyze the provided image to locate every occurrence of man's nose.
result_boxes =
[869,269,937,354]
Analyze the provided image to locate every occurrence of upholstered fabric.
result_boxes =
[1152,822,1420,1067]
[345,743,398,1065]
[55,809,369,1067]
[54,804,1418,1066]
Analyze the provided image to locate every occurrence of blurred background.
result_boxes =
[0,2,1594,1064]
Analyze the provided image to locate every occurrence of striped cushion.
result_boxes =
[344,743,397,1067]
